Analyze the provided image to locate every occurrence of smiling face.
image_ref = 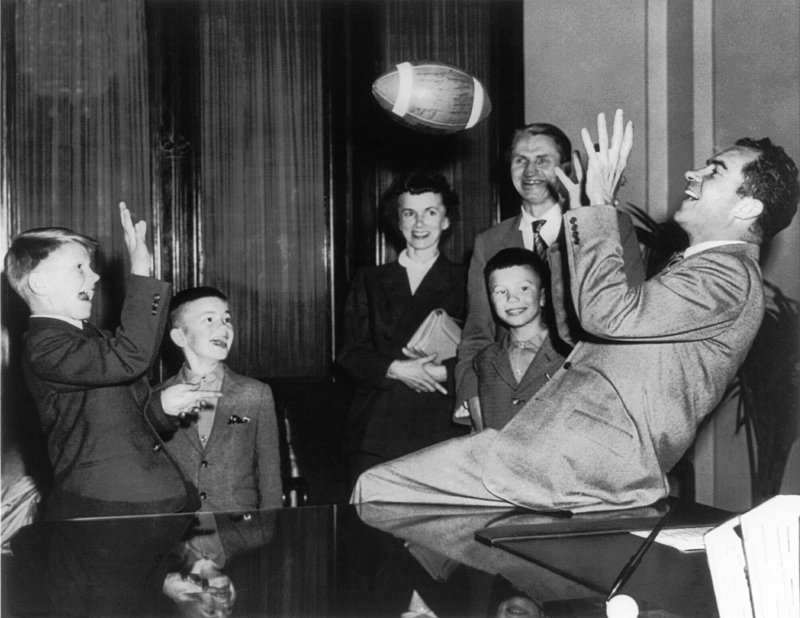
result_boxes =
[29,242,99,320]
[397,191,450,255]
[170,296,234,367]
[674,146,761,244]
[488,265,546,334]
[510,133,563,217]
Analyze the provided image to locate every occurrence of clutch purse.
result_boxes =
[406,309,462,361]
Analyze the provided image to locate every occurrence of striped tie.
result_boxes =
[532,220,548,263]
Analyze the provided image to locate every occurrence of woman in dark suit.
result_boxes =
[338,172,469,487]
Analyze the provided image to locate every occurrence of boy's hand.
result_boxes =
[119,201,153,277]
[160,383,223,418]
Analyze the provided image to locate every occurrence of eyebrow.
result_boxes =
[706,157,728,171]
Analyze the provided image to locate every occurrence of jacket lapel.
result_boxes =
[518,335,563,392]
[381,261,412,322]
[488,339,519,390]
[204,368,234,453]
[501,215,525,249]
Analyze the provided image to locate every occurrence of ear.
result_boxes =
[540,288,547,308]
[169,327,187,349]
[734,196,764,222]
[27,271,49,296]
[442,216,451,231]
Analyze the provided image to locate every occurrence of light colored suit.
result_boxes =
[156,364,282,512]
[353,206,764,512]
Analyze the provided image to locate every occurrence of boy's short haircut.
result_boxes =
[484,247,548,289]
[169,286,228,329]
[4,227,99,298]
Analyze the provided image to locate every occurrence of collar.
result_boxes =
[30,314,83,329]
[398,249,440,271]
[518,203,562,246]
[505,327,548,351]
[178,362,225,390]
[685,240,747,259]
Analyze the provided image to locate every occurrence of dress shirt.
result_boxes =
[518,203,562,252]
[684,240,746,259]
[505,328,548,383]
[398,249,440,294]
[176,363,224,446]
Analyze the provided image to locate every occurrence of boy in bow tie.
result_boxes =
[157,286,282,512]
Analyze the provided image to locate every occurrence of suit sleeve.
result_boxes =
[565,206,756,341]
[455,234,495,406]
[336,270,398,390]
[24,275,171,391]
[256,382,283,509]
[550,209,645,345]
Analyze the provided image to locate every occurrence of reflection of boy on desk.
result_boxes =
[473,248,566,431]
[157,286,282,512]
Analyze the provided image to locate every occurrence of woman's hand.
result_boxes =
[387,355,448,394]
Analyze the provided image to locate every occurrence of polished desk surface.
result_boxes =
[2,501,724,618]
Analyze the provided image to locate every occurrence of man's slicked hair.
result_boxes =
[169,286,228,329]
[735,137,800,240]
[4,227,98,297]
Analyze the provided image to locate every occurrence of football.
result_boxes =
[372,61,492,135]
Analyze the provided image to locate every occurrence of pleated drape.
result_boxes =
[9,0,152,325]
[197,0,326,378]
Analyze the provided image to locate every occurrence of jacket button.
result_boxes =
[563,362,572,370]
[511,398,522,405]
[153,294,161,301]
[151,309,158,315]
[152,443,162,452]
[569,217,577,224]
[200,492,207,500]
[201,460,208,468]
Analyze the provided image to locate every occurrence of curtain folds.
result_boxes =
[198,0,326,378]
[11,0,151,325]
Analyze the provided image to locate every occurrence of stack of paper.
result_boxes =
[704,494,800,618]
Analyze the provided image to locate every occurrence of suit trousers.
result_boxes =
[351,430,514,507]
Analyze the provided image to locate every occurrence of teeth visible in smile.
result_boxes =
[684,189,698,200]
[210,338,227,347]
[78,291,91,301]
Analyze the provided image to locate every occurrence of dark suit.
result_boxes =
[21,275,196,520]
[337,256,469,463]
[156,364,283,512]
[455,209,643,406]
[474,333,568,430]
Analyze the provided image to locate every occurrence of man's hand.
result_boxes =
[556,150,586,210]
[557,109,633,208]
[582,109,633,206]
[160,383,223,418]
[119,201,153,277]
[387,355,448,395]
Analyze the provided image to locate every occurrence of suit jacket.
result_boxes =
[481,206,765,512]
[156,364,283,512]
[455,209,644,406]
[475,333,568,430]
[337,255,469,459]
[21,275,195,520]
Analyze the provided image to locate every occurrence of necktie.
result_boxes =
[532,220,548,263]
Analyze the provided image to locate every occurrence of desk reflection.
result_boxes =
[5,504,598,618]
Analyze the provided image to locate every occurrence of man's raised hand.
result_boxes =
[581,109,633,206]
